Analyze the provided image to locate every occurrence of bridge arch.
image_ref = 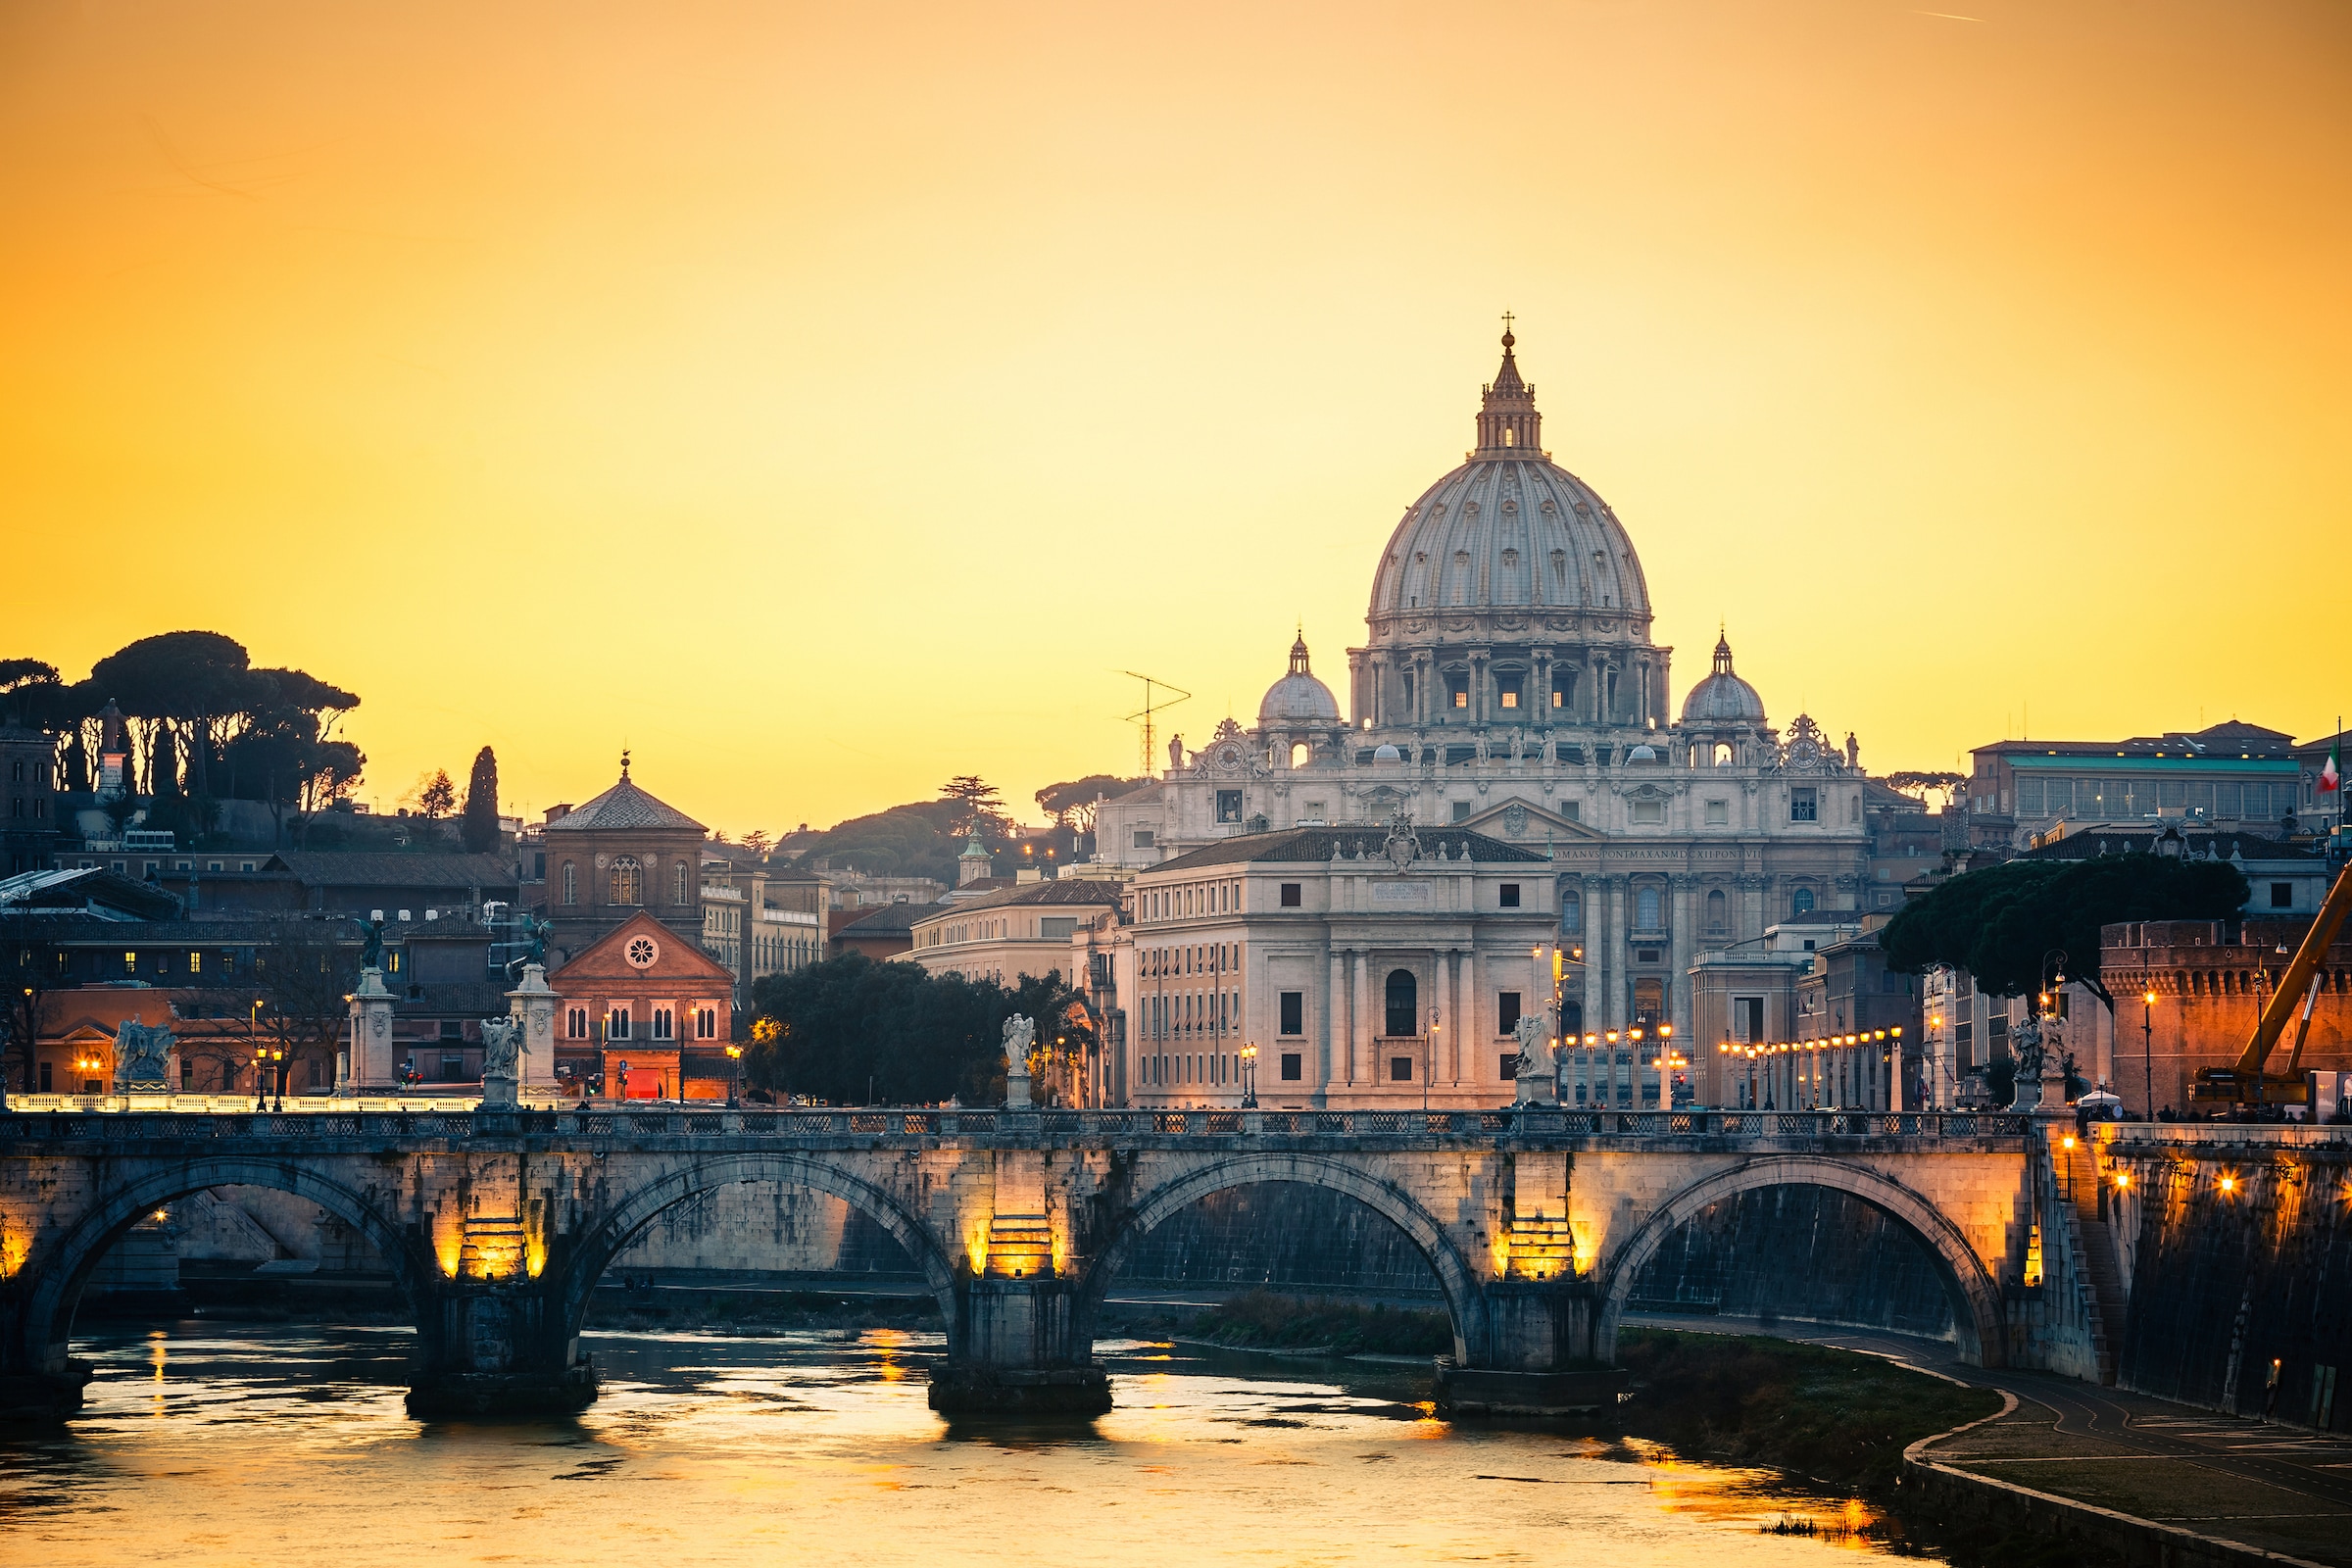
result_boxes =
[1594,1154,2005,1367]
[12,1158,434,1378]
[560,1152,960,1345]
[1071,1153,1483,1361]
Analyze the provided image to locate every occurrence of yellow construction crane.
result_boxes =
[2193,859,2352,1106]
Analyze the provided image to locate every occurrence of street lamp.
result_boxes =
[1424,1005,1439,1113]
[1241,1043,1258,1108]
[725,1044,743,1108]
[253,1046,282,1110]
[2141,988,2158,1123]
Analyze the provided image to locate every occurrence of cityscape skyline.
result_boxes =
[6,1,2347,837]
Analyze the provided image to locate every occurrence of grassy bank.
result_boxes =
[1613,1328,1998,1494]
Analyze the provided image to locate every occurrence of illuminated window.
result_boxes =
[610,857,642,906]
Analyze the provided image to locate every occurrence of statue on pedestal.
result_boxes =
[478,1017,519,1108]
[1003,1014,1036,1108]
[1511,1015,1550,1104]
[357,917,386,972]
[112,1020,177,1093]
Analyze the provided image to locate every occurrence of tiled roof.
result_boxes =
[834,902,928,935]
[1147,825,1550,871]
[269,852,517,888]
[912,880,1124,918]
[541,776,705,835]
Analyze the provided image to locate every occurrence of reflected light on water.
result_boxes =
[0,1322,1942,1568]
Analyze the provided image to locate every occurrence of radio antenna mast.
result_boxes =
[1118,671,1192,775]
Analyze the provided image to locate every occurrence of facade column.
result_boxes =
[1350,952,1369,1086]
[1455,946,1475,1085]
[1667,876,1695,1074]
[1324,947,1345,1098]
[1432,949,1452,1092]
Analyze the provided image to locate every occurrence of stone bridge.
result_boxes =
[0,1105,2048,1421]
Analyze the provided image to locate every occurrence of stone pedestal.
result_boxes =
[0,1365,93,1426]
[929,1276,1109,1417]
[344,967,398,1092]
[1004,1070,1033,1110]
[1432,1361,1630,1418]
[479,1073,517,1109]
[406,1280,597,1420]
[506,964,560,1100]
[1434,1278,1625,1418]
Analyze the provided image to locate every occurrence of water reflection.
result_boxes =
[0,1321,1937,1567]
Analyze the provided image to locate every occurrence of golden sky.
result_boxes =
[4,1,2347,837]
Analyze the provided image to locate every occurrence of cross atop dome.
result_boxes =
[1476,319,1541,455]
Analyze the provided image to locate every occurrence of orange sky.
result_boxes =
[4,0,2347,837]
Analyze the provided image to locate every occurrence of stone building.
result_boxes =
[546,910,735,1100]
[1963,720,2303,851]
[1094,329,1878,1107]
[536,756,707,968]
[908,879,1124,986]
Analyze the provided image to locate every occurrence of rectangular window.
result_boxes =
[1451,801,1471,822]
[1279,882,1301,907]
[1216,789,1243,823]
[1501,1054,1518,1080]
[1390,1055,1414,1082]
[2272,882,2294,908]
[1632,800,1664,824]
[1498,679,1520,710]
[1279,991,1304,1036]
[1133,828,1154,849]
[1499,883,1520,907]
[1498,992,1522,1034]
[1563,803,1580,822]
[1739,997,1764,1043]
[1041,917,1076,941]
[1448,674,1469,709]
[187,951,202,974]
[1279,1053,1301,1081]
[39,1061,53,1092]
[1704,799,1729,826]
[1790,788,1818,822]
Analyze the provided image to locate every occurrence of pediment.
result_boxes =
[1458,798,1606,843]
[549,912,732,985]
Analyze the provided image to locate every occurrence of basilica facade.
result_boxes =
[1092,331,1877,1108]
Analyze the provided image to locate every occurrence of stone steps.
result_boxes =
[2064,1139,2129,1384]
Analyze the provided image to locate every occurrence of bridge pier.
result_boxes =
[930,1275,1111,1417]
[405,1279,596,1420]
[1435,1279,1630,1417]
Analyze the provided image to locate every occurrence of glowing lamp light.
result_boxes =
[2115,1172,2131,1191]
[2219,1175,2237,1194]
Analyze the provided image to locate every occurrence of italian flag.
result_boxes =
[2325,737,2342,794]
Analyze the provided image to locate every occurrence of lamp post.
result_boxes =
[1241,1042,1257,1108]
[2141,988,2157,1122]
[253,1047,282,1110]
[1653,1022,1675,1110]
[725,1044,743,1108]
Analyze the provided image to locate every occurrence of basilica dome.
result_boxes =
[1258,634,1342,725]
[1680,632,1767,726]
[1366,331,1651,631]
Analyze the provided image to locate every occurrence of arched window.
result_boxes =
[1713,742,1734,766]
[1385,968,1419,1038]
[1561,889,1582,934]
[610,856,642,906]
[1636,886,1662,930]
[1791,886,1816,916]
[561,861,577,905]
[653,1007,673,1040]
[674,861,690,904]
[1290,741,1308,769]
[566,1005,587,1039]
[1705,888,1727,933]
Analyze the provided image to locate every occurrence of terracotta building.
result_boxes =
[537,756,708,968]
[546,910,735,1100]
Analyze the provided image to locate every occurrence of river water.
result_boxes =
[3,1321,1927,1566]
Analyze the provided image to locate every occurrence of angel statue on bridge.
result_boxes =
[479,1017,519,1082]
[1511,1014,1551,1104]
[1002,1014,1036,1078]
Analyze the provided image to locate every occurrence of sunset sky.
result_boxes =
[4,1,2347,837]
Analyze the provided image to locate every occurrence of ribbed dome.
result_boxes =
[1366,333,1650,626]
[1258,633,1341,725]
[1680,632,1767,726]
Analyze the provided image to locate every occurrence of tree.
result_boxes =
[745,953,1094,1106]
[740,829,773,860]
[1035,774,1150,837]
[788,799,988,886]
[461,747,500,853]
[246,923,361,1096]
[1,922,63,1098]
[1883,852,2248,1011]
[416,769,457,819]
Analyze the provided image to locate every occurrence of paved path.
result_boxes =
[1626,1311,2352,1564]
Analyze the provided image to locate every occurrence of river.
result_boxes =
[3,1320,1929,1565]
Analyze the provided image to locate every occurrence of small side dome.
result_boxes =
[1257,632,1341,725]
[1372,742,1402,761]
[1626,744,1659,762]
[1680,630,1768,726]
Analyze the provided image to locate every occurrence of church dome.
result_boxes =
[1366,330,1651,630]
[1680,632,1767,726]
[1257,633,1341,725]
